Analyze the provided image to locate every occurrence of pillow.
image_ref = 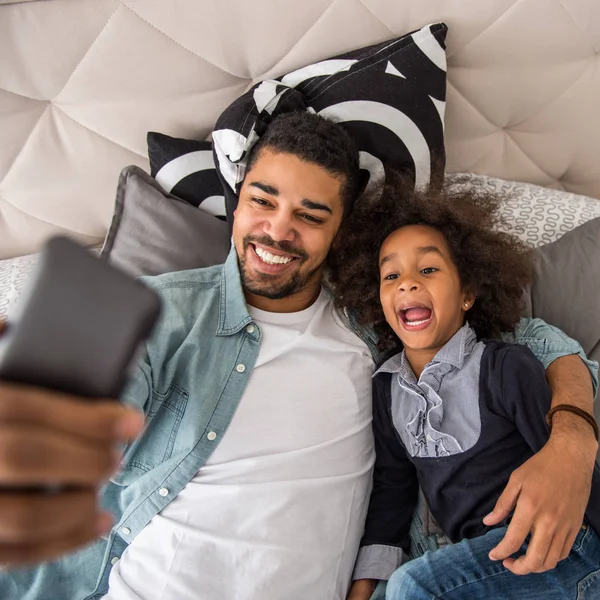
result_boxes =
[446,172,600,247]
[0,252,41,321]
[530,217,600,367]
[0,247,102,321]
[150,23,448,223]
[147,132,226,220]
[101,166,230,278]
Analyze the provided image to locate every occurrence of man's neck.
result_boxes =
[245,281,322,313]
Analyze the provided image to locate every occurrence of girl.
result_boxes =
[329,172,600,600]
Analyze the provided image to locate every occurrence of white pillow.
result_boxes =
[446,173,600,247]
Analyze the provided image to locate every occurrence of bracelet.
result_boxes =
[546,404,599,441]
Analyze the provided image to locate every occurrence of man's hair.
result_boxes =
[328,170,532,354]
[245,111,362,216]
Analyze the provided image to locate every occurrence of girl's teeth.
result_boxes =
[406,319,428,326]
[255,247,293,265]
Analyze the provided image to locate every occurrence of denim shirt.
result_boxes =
[2,248,597,600]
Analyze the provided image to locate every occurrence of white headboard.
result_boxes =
[1,0,599,258]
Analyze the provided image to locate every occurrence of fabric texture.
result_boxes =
[105,289,375,600]
[386,524,600,600]
[0,247,101,321]
[3,2,600,259]
[358,331,600,581]
[530,217,600,407]
[212,22,448,223]
[100,165,230,278]
[147,132,226,219]
[0,249,587,599]
[378,325,485,458]
[446,173,600,248]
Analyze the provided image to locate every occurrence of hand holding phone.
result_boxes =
[0,236,161,398]
[0,237,159,566]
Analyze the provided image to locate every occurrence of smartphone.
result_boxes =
[0,236,161,399]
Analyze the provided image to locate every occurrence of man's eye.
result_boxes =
[301,214,324,224]
[251,197,269,206]
[421,267,438,275]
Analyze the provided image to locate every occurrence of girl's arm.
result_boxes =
[351,376,419,589]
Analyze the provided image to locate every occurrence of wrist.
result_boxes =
[549,410,599,461]
[348,578,378,599]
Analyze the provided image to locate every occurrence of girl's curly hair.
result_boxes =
[328,170,532,354]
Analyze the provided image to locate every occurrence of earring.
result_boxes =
[464,302,469,308]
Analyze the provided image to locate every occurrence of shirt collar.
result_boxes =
[374,322,477,379]
[216,245,253,336]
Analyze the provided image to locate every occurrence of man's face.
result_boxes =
[233,149,345,311]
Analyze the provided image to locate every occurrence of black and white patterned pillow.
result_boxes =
[214,22,448,222]
[147,132,226,220]
[147,23,448,224]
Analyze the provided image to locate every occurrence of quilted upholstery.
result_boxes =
[1,0,599,258]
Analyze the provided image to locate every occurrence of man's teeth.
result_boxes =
[255,246,293,265]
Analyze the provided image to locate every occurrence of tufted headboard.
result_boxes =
[1,0,599,259]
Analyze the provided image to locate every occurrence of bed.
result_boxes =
[1,2,598,383]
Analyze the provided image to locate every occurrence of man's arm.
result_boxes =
[0,321,146,567]
[487,318,598,575]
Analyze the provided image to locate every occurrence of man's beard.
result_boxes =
[238,235,321,300]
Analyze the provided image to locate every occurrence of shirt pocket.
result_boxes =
[111,383,189,485]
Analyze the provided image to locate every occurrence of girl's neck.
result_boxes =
[404,348,438,379]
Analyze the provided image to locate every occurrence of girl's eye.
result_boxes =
[421,267,438,275]
[383,273,399,281]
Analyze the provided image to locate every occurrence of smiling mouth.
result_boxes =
[254,245,295,265]
[250,243,301,270]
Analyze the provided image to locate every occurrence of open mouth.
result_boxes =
[254,245,295,265]
[398,304,433,330]
[250,243,300,270]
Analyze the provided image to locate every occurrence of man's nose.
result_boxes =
[263,212,295,242]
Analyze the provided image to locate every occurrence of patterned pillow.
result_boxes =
[147,132,226,220]
[149,23,448,224]
[0,248,102,321]
[446,173,600,247]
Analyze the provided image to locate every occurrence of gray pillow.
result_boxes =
[531,217,600,363]
[101,166,230,278]
[530,217,600,416]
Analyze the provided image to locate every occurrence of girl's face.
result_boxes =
[379,225,475,366]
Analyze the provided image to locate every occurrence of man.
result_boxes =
[0,112,597,600]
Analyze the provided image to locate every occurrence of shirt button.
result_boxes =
[236,364,246,373]
[158,487,169,497]
[207,431,217,441]
[120,526,131,536]
[111,556,119,566]
[246,324,255,334]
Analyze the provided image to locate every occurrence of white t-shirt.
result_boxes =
[105,290,375,600]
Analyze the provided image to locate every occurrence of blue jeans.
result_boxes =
[385,524,600,600]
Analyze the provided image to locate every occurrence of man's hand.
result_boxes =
[0,321,144,566]
[347,579,377,600]
[483,419,597,575]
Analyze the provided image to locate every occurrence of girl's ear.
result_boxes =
[462,287,477,312]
